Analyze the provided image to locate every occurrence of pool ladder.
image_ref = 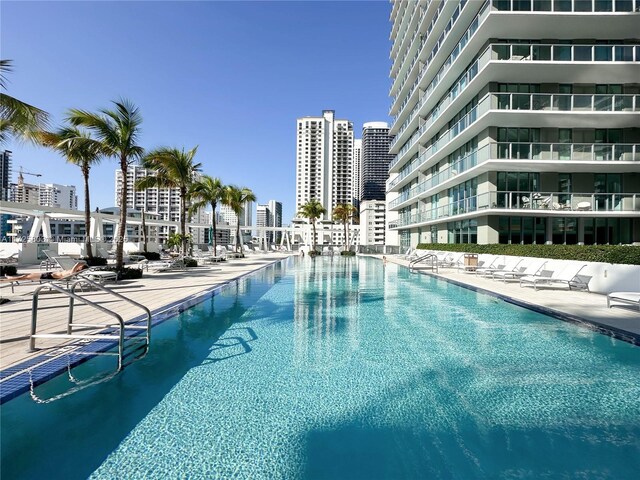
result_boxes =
[409,254,439,274]
[30,276,152,373]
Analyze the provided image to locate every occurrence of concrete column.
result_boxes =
[546,217,553,244]
[577,217,585,245]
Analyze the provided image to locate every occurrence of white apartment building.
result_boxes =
[359,200,387,246]
[10,181,39,205]
[39,183,77,210]
[220,201,253,227]
[352,138,362,207]
[387,0,640,249]
[296,110,354,219]
[115,165,207,244]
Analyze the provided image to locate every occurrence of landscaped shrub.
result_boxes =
[0,265,17,276]
[414,243,640,265]
[340,251,356,256]
[132,251,161,261]
[82,256,108,267]
[97,266,143,280]
[308,250,321,257]
[184,258,198,268]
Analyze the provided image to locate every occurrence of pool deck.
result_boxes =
[383,255,640,344]
[0,253,293,374]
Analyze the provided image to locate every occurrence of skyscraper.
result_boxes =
[387,0,640,249]
[256,200,282,244]
[39,183,78,209]
[352,139,362,208]
[361,122,394,202]
[0,150,12,240]
[296,110,354,219]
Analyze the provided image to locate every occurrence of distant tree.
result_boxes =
[37,127,103,258]
[222,185,256,254]
[136,146,201,255]
[298,199,327,253]
[68,99,144,270]
[0,59,50,144]
[332,203,357,252]
[189,175,225,252]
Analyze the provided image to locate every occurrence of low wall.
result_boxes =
[423,250,640,295]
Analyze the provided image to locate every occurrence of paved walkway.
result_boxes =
[0,253,292,372]
[384,255,640,343]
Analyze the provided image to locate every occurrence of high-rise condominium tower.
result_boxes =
[387,0,640,249]
[361,122,394,202]
[39,183,78,209]
[115,165,207,243]
[256,200,282,243]
[296,110,354,219]
[352,139,362,208]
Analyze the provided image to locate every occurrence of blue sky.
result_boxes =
[2,0,393,223]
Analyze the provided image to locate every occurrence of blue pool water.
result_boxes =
[1,257,639,479]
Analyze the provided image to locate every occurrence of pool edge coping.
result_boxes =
[0,257,291,405]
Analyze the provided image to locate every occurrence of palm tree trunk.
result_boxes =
[141,210,148,252]
[82,168,93,259]
[311,220,317,252]
[344,220,348,252]
[211,201,217,252]
[180,187,187,256]
[236,219,241,254]
[116,158,127,270]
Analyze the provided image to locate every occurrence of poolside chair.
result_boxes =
[477,258,523,278]
[607,292,640,311]
[40,249,58,270]
[0,252,19,265]
[520,264,587,291]
[492,260,546,283]
[146,257,187,272]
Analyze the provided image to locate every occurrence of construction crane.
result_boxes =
[17,166,42,184]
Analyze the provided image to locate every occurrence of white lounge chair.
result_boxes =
[520,264,586,291]
[493,260,546,283]
[477,258,523,277]
[607,292,640,311]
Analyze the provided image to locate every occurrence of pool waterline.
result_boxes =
[1,257,639,479]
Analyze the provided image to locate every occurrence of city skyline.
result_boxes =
[1,1,392,223]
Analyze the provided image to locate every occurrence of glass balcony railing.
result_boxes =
[495,92,639,112]
[389,142,639,209]
[491,0,639,13]
[396,191,640,228]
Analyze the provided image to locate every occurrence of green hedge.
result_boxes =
[100,266,143,280]
[82,256,108,267]
[184,258,198,268]
[340,251,356,256]
[415,243,640,265]
[131,251,161,261]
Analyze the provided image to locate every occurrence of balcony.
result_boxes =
[395,191,640,228]
[389,142,639,209]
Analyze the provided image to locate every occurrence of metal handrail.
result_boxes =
[30,275,152,374]
[409,254,439,274]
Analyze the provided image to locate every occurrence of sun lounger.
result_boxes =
[493,260,546,283]
[478,258,523,278]
[607,292,640,310]
[520,264,586,291]
[0,252,19,265]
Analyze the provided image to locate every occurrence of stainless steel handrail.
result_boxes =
[409,254,439,274]
[29,275,152,374]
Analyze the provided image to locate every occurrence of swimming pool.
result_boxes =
[1,257,639,479]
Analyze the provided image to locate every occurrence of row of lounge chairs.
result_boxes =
[401,249,591,292]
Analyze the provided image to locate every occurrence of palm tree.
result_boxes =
[332,203,357,252]
[189,175,224,253]
[67,99,143,270]
[222,185,256,254]
[37,127,103,259]
[298,199,326,253]
[1,60,50,144]
[136,146,202,255]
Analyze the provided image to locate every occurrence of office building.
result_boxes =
[296,110,354,219]
[361,122,394,201]
[387,0,640,249]
[220,201,253,227]
[257,200,283,244]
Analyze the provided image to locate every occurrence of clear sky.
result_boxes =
[2,0,393,223]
